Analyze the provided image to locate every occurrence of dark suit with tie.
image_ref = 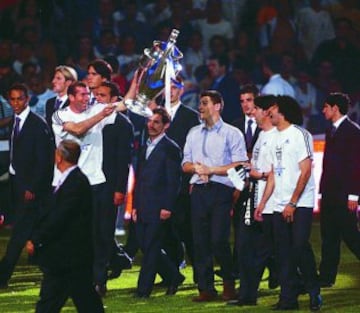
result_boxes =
[134,135,182,296]
[92,113,134,284]
[45,97,69,133]
[32,167,104,313]
[319,117,360,285]
[0,111,54,285]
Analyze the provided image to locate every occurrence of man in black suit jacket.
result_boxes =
[45,65,77,130]
[30,140,104,313]
[162,78,199,274]
[132,107,183,298]
[319,92,360,287]
[94,82,134,293]
[0,83,54,287]
[207,54,241,123]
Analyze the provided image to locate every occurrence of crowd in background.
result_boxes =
[1,0,360,136]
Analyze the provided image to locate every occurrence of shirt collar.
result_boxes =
[333,115,347,129]
[15,105,30,121]
[147,133,166,146]
[56,165,77,187]
[201,118,223,132]
[169,102,181,118]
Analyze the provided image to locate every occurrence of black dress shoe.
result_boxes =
[271,301,299,311]
[165,274,185,295]
[310,294,322,311]
[95,284,107,297]
[227,299,257,306]
[319,281,333,288]
[133,292,150,299]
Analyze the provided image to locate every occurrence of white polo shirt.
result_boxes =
[251,127,277,214]
[271,124,315,212]
[52,104,116,186]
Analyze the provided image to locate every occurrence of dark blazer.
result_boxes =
[102,112,134,194]
[10,111,54,196]
[166,104,199,150]
[134,135,181,222]
[231,116,261,155]
[32,167,93,273]
[320,118,360,204]
[45,97,70,129]
[212,74,241,123]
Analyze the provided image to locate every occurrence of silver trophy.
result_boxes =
[125,29,183,117]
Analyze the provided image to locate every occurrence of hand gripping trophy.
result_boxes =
[125,29,183,117]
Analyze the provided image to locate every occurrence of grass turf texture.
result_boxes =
[0,219,359,312]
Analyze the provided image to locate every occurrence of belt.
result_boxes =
[194,181,220,188]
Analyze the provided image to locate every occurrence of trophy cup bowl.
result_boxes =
[125,29,183,117]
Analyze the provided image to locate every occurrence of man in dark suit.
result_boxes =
[0,83,54,287]
[93,81,134,294]
[319,92,360,287]
[45,65,77,130]
[30,140,104,313]
[230,84,262,281]
[207,54,241,123]
[162,77,199,276]
[132,107,184,298]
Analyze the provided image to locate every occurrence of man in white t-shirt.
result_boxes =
[256,96,322,311]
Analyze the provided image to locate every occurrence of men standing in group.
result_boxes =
[256,96,321,311]
[318,92,360,287]
[45,65,78,130]
[182,90,248,302]
[30,140,104,313]
[95,81,134,284]
[0,83,54,287]
[132,107,184,298]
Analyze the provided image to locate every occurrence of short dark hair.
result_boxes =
[324,92,350,115]
[99,81,120,98]
[57,139,81,164]
[240,84,259,97]
[152,106,171,124]
[276,95,303,126]
[263,54,282,73]
[8,83,29,98]
[68,81,88,96]
[208,53,230,70]
[88,59,112,81]
[254,95,277,110]
[200,89,224,111]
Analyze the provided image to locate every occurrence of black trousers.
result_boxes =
[273,208,319,305]
[319,201,360,284]
[0,175,41,283]
[136,218,180,296]
[36,266,104,313]
[92,183,117,285]
[191,182,234,292]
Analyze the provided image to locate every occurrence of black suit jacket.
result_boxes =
[320,118,360,205]
[102,112,134,194]
[231,116,261,155]
[134,135,181,223]
[166,104,199,150]
[32,167,93,273]
[45,97,70,129]
[212,74,241,123]
[10,111,54,196]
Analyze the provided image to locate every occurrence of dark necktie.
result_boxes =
[330,125,336,137]
[89,97,96,106]
[245,119,253,149]
[54,98,62,111]
[14,117,21,137]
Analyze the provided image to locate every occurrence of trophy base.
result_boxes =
[124,99,153,118]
